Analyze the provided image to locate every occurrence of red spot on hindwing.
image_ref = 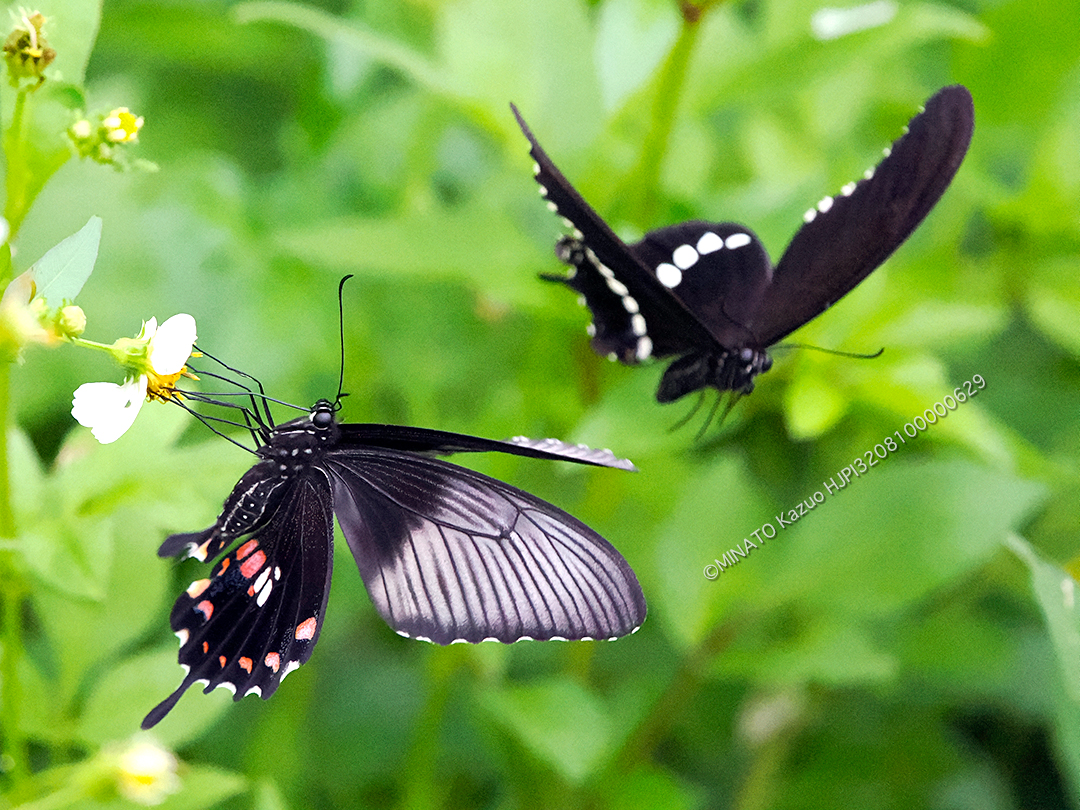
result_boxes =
[238,656,253,673]
[265,652,281,672]
[195,600,214,620]
[202,642,209,653]
[240,549,267,580]
[236,539,260,560]
[219,655,227,668]
[295,617,317,641]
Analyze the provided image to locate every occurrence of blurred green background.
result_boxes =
[2,0,1079,807]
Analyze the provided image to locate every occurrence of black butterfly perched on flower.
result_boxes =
[141,342,645,729]
[512,85,974,404]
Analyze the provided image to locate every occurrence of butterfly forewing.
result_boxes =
[756,85,975,345]
[512,104,718,363]
[328,449,645,644]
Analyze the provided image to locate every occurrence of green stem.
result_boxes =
[4,85,34,241]
[0,359,26,793]
[615,616,740,771]
[615,8,704,227]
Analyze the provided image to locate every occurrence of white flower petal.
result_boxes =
[72,376,148,443]
[138,317,158,341]
[148,313,196,375]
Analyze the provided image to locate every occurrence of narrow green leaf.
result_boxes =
[31,215,102,304]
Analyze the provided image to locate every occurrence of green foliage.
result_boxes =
[2,0,1079,807]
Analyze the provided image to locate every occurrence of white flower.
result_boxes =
[115,737,180,805]
[72,376,147,444]
[71,313,197,444]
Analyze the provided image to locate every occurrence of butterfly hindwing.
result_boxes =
[756,84,975,345]
[627,221,773,350]
[327,448,646,644]
[142,467,333,729]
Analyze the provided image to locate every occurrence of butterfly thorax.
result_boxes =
[655,345,773,402]
[259,400,341,473]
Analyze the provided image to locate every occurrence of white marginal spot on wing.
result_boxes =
[175,629,189,646]
[194,678,209,689]
[572,228,583,239]
[636,335,653,361]
[622,295,639,314]
[244,686,263,698]
[882,146,891,157]
[395,630,410,638]
[576,295,586,307]
[817,196,834,213]
[672,243,699,269]
[696,231,723,254]
[280,660,301,682]
[216,681,237,696]
[546,201,558,212]
[803,208,817,223]
[537,183,548,197]
[631,313,647,337]
[607,352,618,362]
[655,262,682,288]
[586,323,596,337]
[532,161,540,176]
[560,217,575,230]
[841,181,857,196]
[1064,577,1075,610]
[725,232,752,250]
[606,277,629,297]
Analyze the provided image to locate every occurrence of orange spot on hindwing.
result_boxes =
[295,617,317,641]
[264,652,281,673]
[238,657,253,674]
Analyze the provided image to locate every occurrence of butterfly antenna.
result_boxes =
[772,343,885,360]
[334,275,354,410]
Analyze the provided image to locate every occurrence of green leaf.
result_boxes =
[31,215,102,304]
[760,460,1047,614]
[482,678,615,783]
[595,0,679,112]
[1008,535,1080,702]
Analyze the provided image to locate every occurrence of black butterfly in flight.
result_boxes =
[512,85,974,404]
[142,385,645,729]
